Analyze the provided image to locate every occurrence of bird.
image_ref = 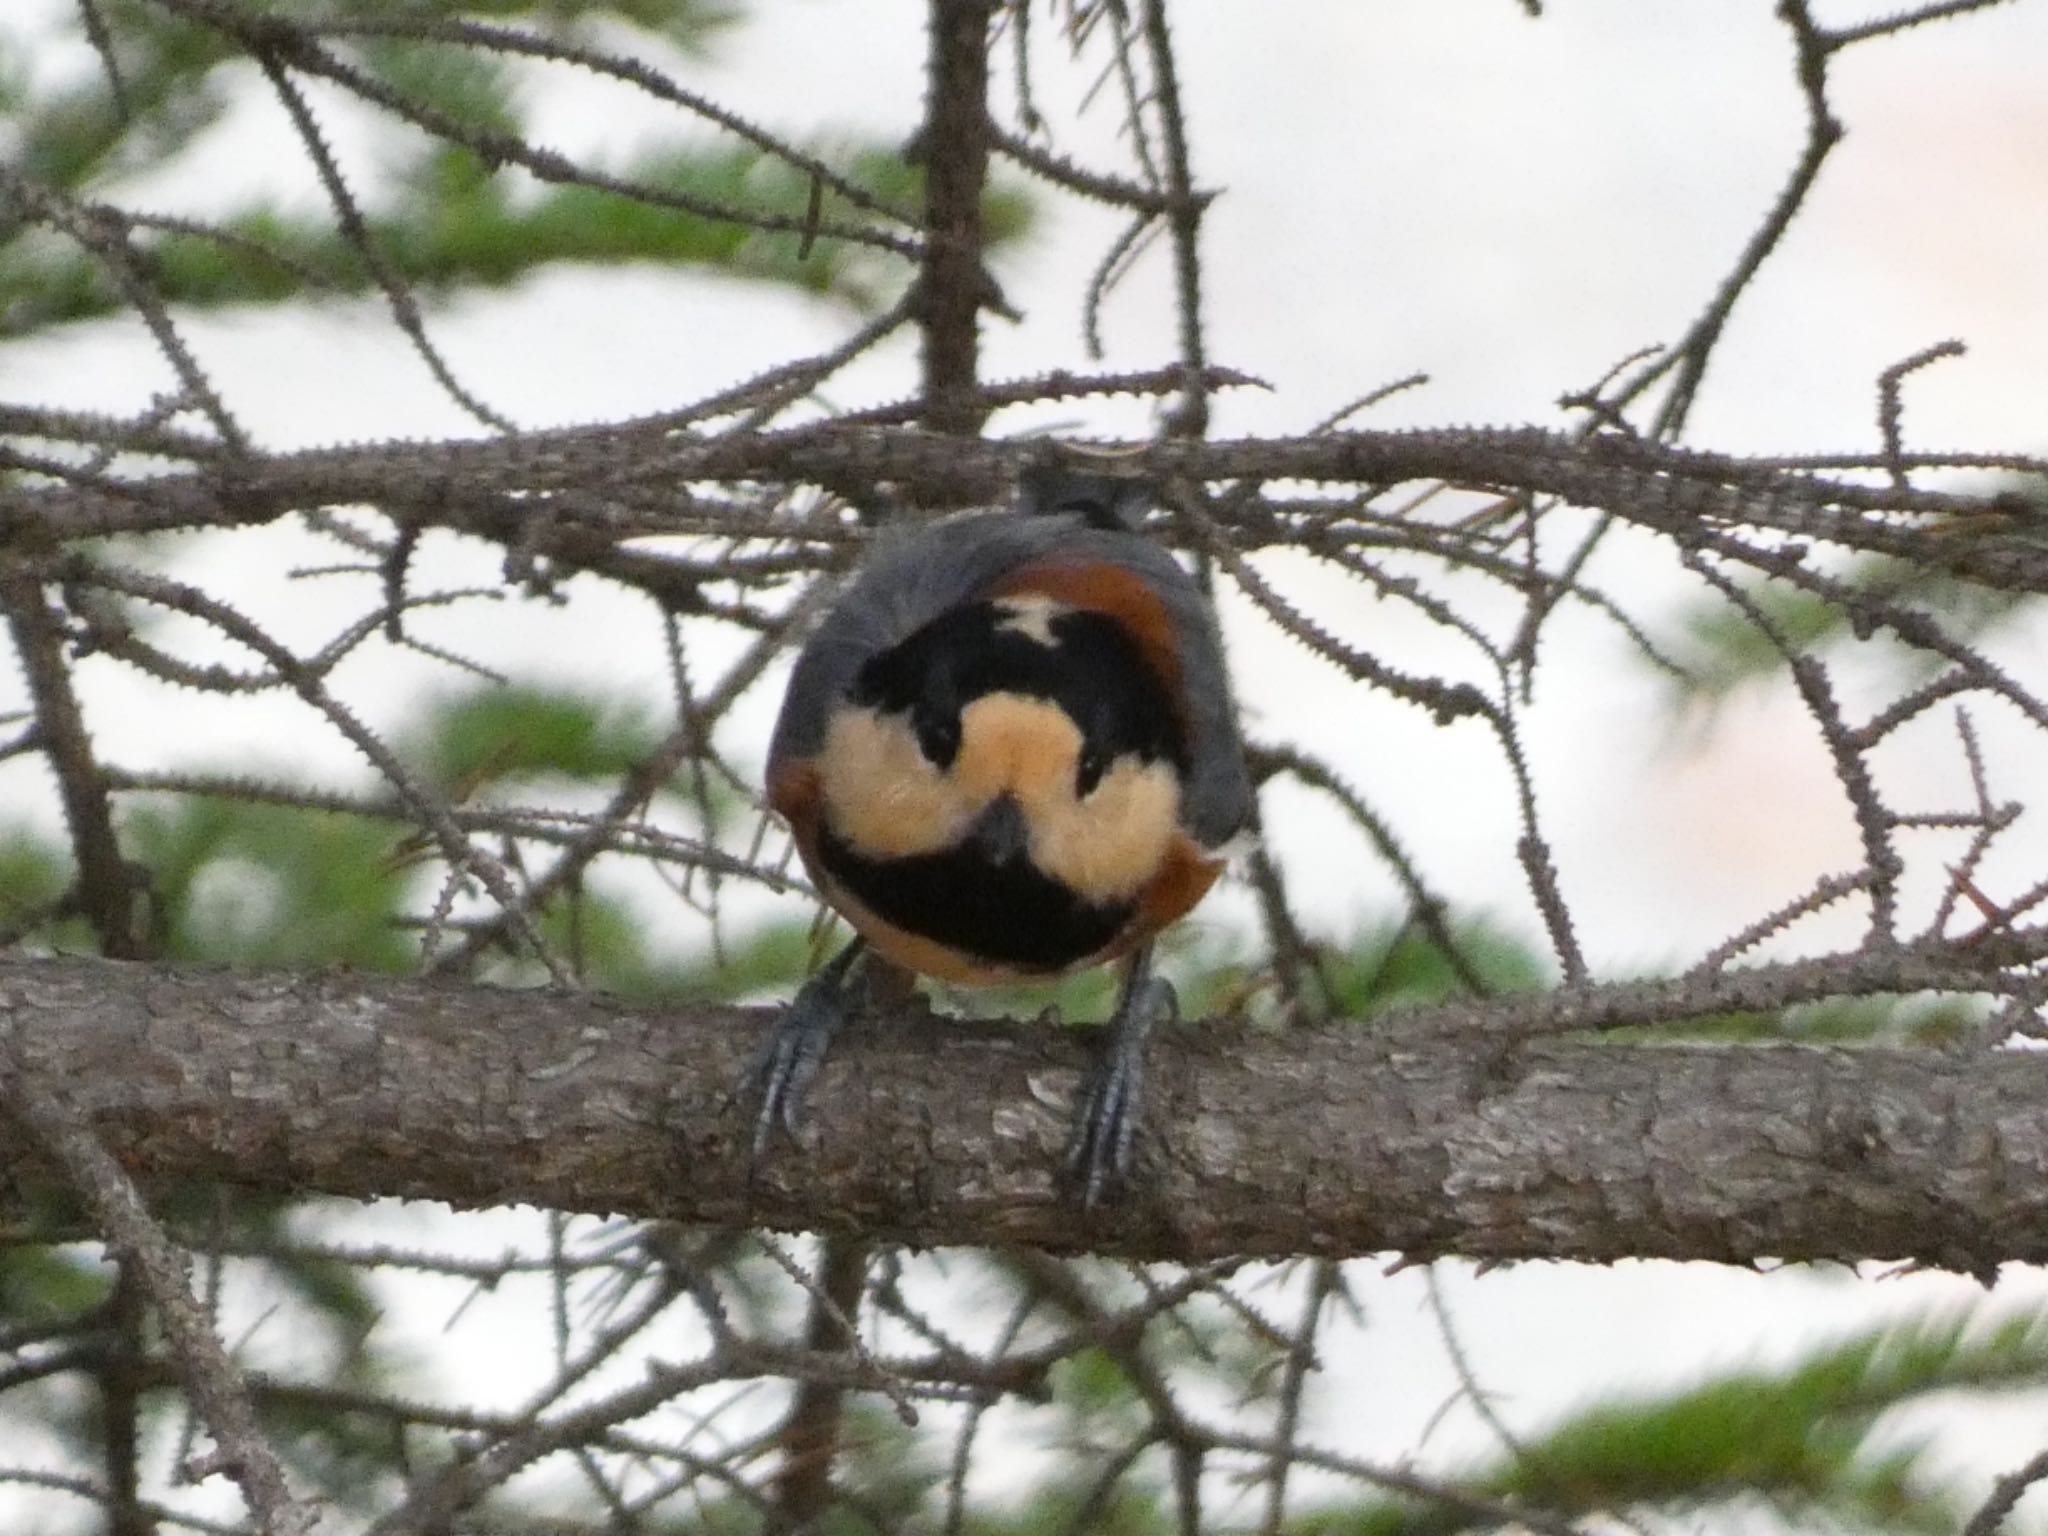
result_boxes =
[750,464,1252,1204]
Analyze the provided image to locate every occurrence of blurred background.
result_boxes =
[5,0,2048,1530]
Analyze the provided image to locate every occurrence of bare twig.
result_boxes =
[3,1077,318,1536]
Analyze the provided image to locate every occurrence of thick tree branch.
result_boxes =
[0,955,2043,1273]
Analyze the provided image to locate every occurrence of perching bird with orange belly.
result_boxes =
[752,465,1252,1203]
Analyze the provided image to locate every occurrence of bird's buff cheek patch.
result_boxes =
[814,693,1179,912]
[1028,759,1180,906]
[816,706,973,858]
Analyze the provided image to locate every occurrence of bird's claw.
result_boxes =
[746,944,861,1166]
[1065,974,1177,1209]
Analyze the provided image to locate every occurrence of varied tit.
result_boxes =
[751,466,1252,1203]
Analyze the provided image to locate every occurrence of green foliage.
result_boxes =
[443,0,742,48]
[1663,488,2046,706]
[1051,1343,1154,1439]
[0,830,72,940]
[1293,1306,2048,1535]
[945,918,1549,1038]
[2,141,978,332]
[1,1,1028,340]
[833,1402,948,1527]
[0,1236,114,1326]
[662,917,823,1001]
[122,796,416,970]
[965,1487,1167,1536]
[8,5,237,194]
[0,681,768,979]
[1606,993,1983,1048]
[406,683,664,795]
[1321,919,1549,1017]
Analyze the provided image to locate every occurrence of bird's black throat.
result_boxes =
[816,826,1130,972]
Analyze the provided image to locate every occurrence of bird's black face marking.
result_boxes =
[818,823,1132,972]
[818,595,1188,970]
[911,701,960,769]
[849,599,1185,780]
[1075,743,1112,798]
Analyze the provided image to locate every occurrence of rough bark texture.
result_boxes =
[0,954,2040,1271]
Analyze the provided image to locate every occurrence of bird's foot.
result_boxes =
[747,941,863,1166]
[1064,973,1177,1209]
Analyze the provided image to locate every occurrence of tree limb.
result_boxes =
[0,955,2042,1273]
[7,426,2040,596]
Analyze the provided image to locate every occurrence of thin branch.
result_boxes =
[916,0,998,437]
[1138,0,1211,437]
[76,0,133,119]
[1610,0,1846,437]
[250,49,513,433]
[1962,1446,2048,1536]
[769,1236,874,1526]
[153,0,920,261]
[55,554,565,979]
[2,1075,318,1536]
[1877,339,1967,487]
[1257,1259,1339,1534]
[1825,0,2018,48]
[0,570,146,959]
[292,13,919,227]
[0,164,248,451]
